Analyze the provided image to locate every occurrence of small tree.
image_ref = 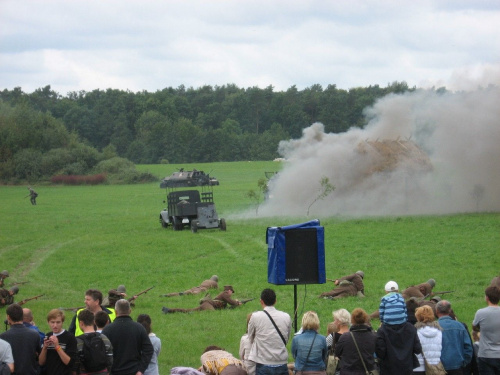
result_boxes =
[246,177,269,215]
[307,176,335,216]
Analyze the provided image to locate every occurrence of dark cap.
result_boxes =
[224,285,234,292]
[0,270,8,277]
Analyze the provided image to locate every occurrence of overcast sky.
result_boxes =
[1,0,499,95]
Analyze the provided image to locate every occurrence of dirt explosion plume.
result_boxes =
[257,85,500,217]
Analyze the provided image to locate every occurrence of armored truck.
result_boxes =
[159,169,226,232]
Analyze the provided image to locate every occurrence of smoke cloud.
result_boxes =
[258,84,500,217]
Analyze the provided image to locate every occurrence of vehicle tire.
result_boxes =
[191,221,198,233]
[219,218,227,231]
[160,218,168,228]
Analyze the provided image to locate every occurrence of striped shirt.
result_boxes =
[379,292,407,325]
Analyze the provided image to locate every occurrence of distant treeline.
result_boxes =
[0,82,414,182]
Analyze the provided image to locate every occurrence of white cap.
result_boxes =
[385,281,399,292]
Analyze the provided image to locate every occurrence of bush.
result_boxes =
[93,157,135,174]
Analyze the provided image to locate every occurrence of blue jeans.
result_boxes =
[477,357,500,375]
[256,363,289,375]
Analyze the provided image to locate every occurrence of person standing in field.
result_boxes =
[75,309,113,374]
[102,299,154,375]
[247,288,292,375]
[26,187,38,205]
[472,286,500,375]
[0,303,41,375]
[68,289,116,336]
[39,308,78,375]
[436,300,472,375]
[137,313,161,375]
[0,337,14,374]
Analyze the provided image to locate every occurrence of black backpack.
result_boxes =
[79,332,107,372]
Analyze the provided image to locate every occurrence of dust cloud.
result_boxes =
[257,83,500,217]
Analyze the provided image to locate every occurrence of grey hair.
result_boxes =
[332,308,351,326]
[115,299,131,315]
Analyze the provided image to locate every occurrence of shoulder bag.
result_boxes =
[263,310,287,346]
[326,333,338,375]
[350,332,379,375]
[421,350,447,375]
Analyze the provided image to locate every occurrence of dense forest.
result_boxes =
[0,82,415,183]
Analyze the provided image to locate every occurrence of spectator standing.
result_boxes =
[69,289,116,336]
[247,288,292,375]
[0,303,41,375]
[23,307,45,346]
[292,311,327,373]
[95,310,111,332]
[413,305,443,375]
[328,309,350,375]
[0,337,15,373]
[75,309,113,374]
[137,314,161,375]
[335,308,377,375]
[240,313,256,375]
[102,299,154,375]
[376,282,422,375]
[436,300,472,375]
[39,308,78,375]
[472,286,500,375]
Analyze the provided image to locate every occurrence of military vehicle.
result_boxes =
[159,168,226,232]
[160,168,219,188]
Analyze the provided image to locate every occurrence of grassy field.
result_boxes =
[0,161,499,373]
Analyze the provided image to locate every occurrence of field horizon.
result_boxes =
[1,161,499,372]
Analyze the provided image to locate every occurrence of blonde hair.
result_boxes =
[47,308,65,322]
[301,311,320,331]
[332,308,350,326]
[415,305,435,323]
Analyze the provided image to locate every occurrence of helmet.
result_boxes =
[117,285,126,293]
[10,286,19,294]
[426,279,436,288]
[210,275,219,282]
[355,270,364,279]
[0,270,9,277]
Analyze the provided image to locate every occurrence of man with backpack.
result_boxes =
[75,309,113,374]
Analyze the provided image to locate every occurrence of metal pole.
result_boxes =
[294,284,298,333]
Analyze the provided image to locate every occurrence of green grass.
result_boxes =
[1,161,499,372]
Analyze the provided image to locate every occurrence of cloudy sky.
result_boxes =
[1,0,499,95]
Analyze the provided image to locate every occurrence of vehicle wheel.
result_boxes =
[161,218,168,228]
[173,217,182,231]
[219,218,227,231]
[191,221,198,233]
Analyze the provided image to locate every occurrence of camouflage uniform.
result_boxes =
[28,187,38,205]
[0,288,15,307]
[320,272,365,299]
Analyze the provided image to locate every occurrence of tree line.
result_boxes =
[0,82,414,182]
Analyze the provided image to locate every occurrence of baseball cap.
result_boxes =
[385,281,399,292]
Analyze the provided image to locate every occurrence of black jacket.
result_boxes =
[335,324,377,375]
[102,315,154,375]
[375,322,422,375]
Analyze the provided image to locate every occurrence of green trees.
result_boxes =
[0,81,415,176]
